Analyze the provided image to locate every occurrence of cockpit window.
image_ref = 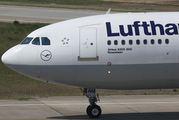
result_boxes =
[21,37,33,44]
[32,37,40,45]
[42,37,50,45]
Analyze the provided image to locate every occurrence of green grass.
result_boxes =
[0,0,179,12]
[0,21,179,99]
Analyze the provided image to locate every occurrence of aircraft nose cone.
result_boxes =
[1,45,20,65]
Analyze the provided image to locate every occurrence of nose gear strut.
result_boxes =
[80,88,102,118]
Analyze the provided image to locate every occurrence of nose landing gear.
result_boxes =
[80,88,101,118]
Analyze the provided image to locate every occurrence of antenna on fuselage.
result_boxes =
[106,8,111,14]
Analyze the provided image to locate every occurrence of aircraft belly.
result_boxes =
[13,63,179,90]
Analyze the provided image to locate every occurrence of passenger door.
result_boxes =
[79,28,97,58]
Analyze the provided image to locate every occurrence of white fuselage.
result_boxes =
[2,12,179,90]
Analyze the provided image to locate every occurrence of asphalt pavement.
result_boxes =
[0,95,179,120]
[0,5,104,23]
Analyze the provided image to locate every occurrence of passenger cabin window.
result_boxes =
[114,40,118,45]
[165,39,169,44]
[107,40,111,45]
[158,39,162,44]
[42,37,51,45]
[136,40,140,45]
[32,37,40,45]
[143,39,147,45]
[21,37,33,44]
[121,40,125,45]
[151,39,154,45]
[129,40,133,45]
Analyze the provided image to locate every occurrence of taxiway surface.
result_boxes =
[0,5,104,23]
[0,95,179,120]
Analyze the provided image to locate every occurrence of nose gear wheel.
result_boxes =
[86,105,101,118]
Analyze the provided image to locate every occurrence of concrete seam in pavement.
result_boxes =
[35,98,69,119]
[108,97,154,120]
[120,103,153,120]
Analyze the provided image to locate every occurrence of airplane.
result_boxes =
[2,9,179,118]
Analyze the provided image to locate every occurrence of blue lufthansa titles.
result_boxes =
[106,21,178,37]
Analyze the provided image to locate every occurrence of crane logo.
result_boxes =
[40,50,52,61]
